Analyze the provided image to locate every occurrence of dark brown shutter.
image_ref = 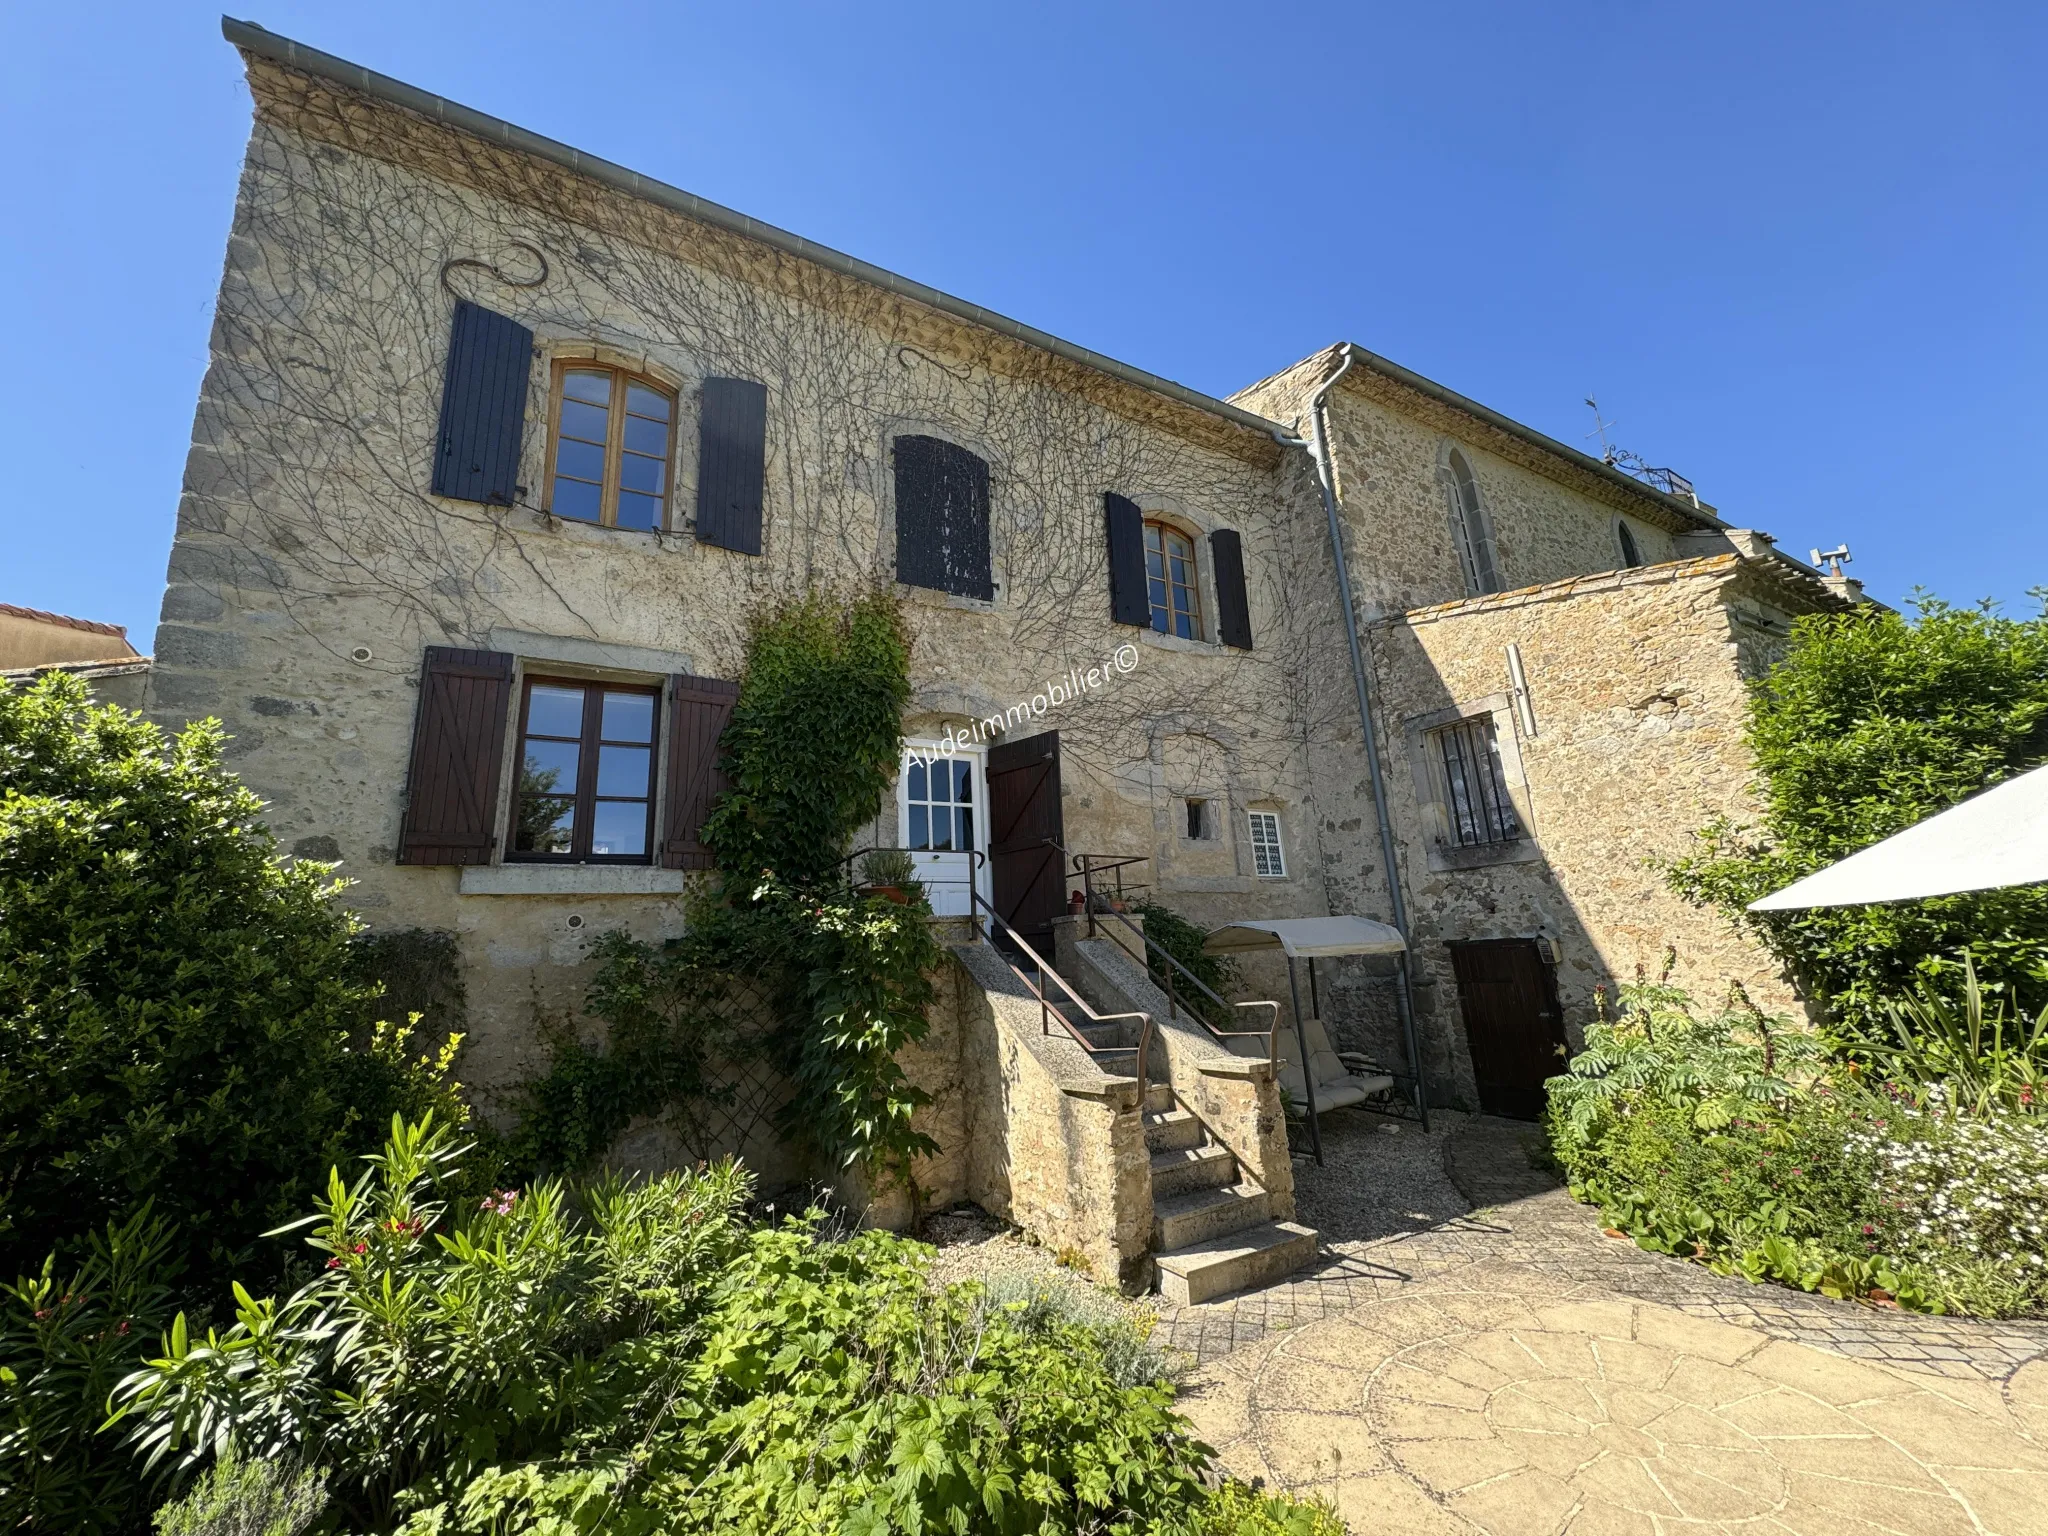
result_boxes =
[1211,528,1253,650]
[660,673,741,870]
[1104,492,1148,626]
[431,302,532,505]
[694,377,767,555]
[397,647,514,865]
[893,435,993,600]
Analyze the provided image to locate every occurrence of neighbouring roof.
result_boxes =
[0,603,133,642]
[1380,551,1854,630]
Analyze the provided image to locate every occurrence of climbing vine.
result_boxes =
[508,590,942,1185]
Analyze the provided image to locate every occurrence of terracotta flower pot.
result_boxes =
[863,884,910,905]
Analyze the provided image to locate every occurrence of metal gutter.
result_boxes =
[218,17,1288,447]
[1325,342,1733,534]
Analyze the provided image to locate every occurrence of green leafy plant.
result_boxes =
[860,846,919,892]
[1863,955,2048,1116]
[150,1448,326,1536]
[0,1206,178,1534]
[505,589,945,1186]
[1127,896,1241,1030]
[116,1117,1328,1536]
[0,672,465,1298]
[1666,594,2048,1032]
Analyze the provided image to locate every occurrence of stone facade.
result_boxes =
[144,26,1873,1229]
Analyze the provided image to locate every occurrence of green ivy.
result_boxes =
[508,589,944,1187]
[1127,897,1241,1030]
[1666,593,2048,1034]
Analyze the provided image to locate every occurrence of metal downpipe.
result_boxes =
[1291,345,1431,1132]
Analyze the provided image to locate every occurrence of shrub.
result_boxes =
[151,1449,326,1536]
[1667,595,2048,1031]
[118,1118,1328,1535]
[0,1206,177,1534]
[1548,974,2048,1316]
[0,673,465,1296]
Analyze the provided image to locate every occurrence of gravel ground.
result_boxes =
[1288,1105,1474,1244]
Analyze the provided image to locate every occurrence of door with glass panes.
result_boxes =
[898,744,988,917]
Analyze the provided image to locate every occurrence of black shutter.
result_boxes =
[397,647,514,865]
[1212,528,1253,650]
[695,377,767,555]
[1104,492,1148,626]
[660,674,741,869]
[431,301,532,505]
[894,435,993,600]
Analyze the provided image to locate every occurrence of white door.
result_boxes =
[899,743,988,917]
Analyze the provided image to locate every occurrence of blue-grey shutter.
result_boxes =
[431,301,532,505]
[1212,528,1253,650]
[1104,493,1148,626]
[893,435,992,600]
[694,377,767,555]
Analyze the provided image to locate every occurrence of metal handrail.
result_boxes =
[834,844,1155,1090]
[1052,842,1280,1070]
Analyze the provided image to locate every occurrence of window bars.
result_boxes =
[1434,716,1521,847]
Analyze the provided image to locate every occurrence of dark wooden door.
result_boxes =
[988,731,1064,956]
[1447,938,1568,1120]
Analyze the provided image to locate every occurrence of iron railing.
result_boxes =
[835,846,1154,1088]
[1056,844,1280,1068]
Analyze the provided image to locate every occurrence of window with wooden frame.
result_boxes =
[546,363,675,530]
[1429,715,1522,848]
[1144,521,1202,638]
[510,677,660,862]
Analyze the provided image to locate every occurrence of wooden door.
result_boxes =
[987,731,1064,956]
[1447,938,1568,1120]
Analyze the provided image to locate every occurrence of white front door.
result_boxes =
[899,742,988,917]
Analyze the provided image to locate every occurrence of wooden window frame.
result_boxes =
[1247,810,1287,878]
[508,674,661,864]
[1143,519,1203,639]
[544,361,677,530]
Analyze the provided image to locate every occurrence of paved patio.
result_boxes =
[1166,1110,2048,1532]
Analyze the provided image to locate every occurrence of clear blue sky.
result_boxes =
[5,2,2043,648]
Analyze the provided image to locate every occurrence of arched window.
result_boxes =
[1445,449,1501,596]
[1144,520,1202,638]
[1616,517,1644,569]
[546,362,675,530]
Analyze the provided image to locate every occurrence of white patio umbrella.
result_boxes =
[1749,762,2048,911]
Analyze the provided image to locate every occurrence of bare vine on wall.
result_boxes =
[183,69,1370,864]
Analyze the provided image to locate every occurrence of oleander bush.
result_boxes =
[1548,971,2048,1318]
[110,1117,1334,1535]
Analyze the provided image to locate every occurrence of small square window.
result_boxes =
[1247,811,1286,878]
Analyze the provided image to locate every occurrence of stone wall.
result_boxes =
[1359,555,1823,1106]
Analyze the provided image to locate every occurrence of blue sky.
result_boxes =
[5,2,2042,648]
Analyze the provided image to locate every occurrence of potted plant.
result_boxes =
[861,847,922,905]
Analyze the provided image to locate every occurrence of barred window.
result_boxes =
[1432,716,1521,847]
[1247,810,1286,878]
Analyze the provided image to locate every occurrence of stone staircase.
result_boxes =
[1037,978,1317,1305]
[1142,1078,1318,1304]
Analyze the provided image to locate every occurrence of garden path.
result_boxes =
[1172,1110,2048,1533]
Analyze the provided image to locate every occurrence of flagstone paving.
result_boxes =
[1165,1109,2048,1532]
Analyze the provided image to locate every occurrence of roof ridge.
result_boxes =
[0,602,131,638]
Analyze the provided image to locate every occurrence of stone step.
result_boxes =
[1149,1142,1239,1199]
[1155,1221,1319,1306]
[1071,1019,1126,1050]
[1144,1081,1174,1116]
[1143,1107,1203,1153]
[1152,1181,1272,1251]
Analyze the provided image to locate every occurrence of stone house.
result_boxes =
[137,21,1863,1293]
[0,604,149,710]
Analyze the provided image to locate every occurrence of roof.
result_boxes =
[1379,552,1854,629]
[220,17,1287,448]
[1203,916,1408,959]
[0,603,132,641]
